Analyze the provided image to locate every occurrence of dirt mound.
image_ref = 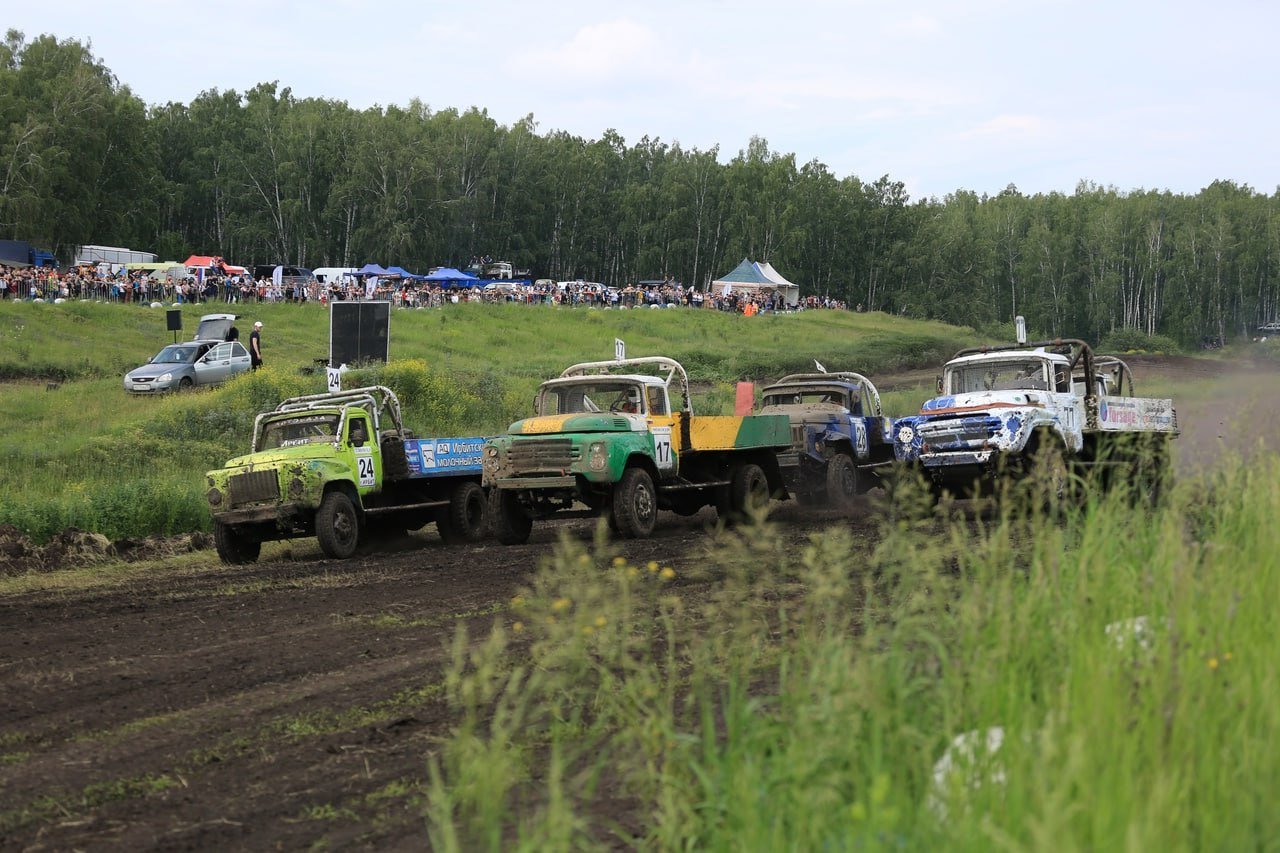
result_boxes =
[0,528,214,576]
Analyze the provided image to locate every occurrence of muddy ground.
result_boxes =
[1,355,1277,850]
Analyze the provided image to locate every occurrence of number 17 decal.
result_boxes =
[651,426,674,470]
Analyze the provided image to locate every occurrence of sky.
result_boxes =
[10,0,1279,201]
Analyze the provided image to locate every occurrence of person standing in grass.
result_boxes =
[250,321,263,370]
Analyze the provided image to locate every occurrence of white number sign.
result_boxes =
[357,455,375,486]
[326,366,342,392]
[651,426,674,470]
[615,338,626,362]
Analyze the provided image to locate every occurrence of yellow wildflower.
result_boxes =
[512,621,524,633]
[647,561,659,573]
[1224,652,1233,661]
[594,615,607,628]
[659,567,676,581]
[612,556,627,567]
[1208,657,1219,670]
[552,597,572,612]
[510,595,525,609]
[626,566,640,579]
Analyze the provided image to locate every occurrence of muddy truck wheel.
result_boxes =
[316,490,360,559]
[213,520,260,565]
[437,481,488,544]
[491,489,533,545]
[611,467,658,539]
[720,462,769,524]
[825,453,862,509]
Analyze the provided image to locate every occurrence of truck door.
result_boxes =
[346,415,381,495]
[645,386,680,475]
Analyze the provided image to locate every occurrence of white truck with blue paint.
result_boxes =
[893,340,1179,500]
[758,371,896,506]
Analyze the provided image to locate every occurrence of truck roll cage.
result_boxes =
[251,385,404,450]
[768,372,883,416]
[559,357,692,413]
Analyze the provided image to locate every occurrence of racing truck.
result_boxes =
[205,386,489,563]
[482,356,793,544]
[758,371,896,505]
[893,339,1179,501]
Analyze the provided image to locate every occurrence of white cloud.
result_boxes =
[958,115,1048,141]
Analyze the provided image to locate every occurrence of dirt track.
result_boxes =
[1,354,1277,850]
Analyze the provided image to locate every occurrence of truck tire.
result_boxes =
[725,462,770,523]
[825,453,861,508]
[213,520,260,565]
[611,467,658,539]
[491,490,532,546]
[437,481,488,544]
[380,435,410,480]
[316,490,360,559]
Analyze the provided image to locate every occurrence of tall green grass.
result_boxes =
[425,458,1280,849]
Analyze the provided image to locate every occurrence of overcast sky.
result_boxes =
[10,0,1278,200]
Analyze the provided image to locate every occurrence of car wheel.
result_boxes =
[213,521,260,565]
[610,467,657,539]
[490,489,532,546]
[825,453,862,509]
[437,481,488,544]
[316,490,360,559]
[178,376,194,390]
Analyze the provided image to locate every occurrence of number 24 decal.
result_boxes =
[357,456,376,486]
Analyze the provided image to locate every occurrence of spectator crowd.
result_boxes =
[0,264,849,315]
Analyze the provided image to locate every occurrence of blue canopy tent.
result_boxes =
[355,263,390,276]
[386,266,425,281]
[424,267,482,287]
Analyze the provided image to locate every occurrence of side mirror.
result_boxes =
[936,376,944,394]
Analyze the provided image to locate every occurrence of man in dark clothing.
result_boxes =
[250,321,263,370]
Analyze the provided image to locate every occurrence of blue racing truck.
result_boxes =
[205,386,490,563]
[757,370,896,505]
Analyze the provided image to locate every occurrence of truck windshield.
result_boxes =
[950,360,1049,393]
[762,388,851,409]
[539,381,643,415]
[260,414,341,449]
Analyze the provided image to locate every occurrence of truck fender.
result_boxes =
[323,480,364,518]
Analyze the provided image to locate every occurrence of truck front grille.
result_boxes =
[228,470,280,506]
[918,415,1005,448]
[509,438,579,474]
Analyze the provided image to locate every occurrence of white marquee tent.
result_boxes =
[709,258,800,306]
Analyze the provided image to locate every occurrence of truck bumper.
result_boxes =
[213,501,311,526]
[495,475,577,490]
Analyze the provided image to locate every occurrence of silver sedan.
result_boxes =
[124,340,252,393]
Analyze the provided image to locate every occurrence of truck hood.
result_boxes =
[222,442,339,470]
[920,390,1047,415]
[509,413,645,435]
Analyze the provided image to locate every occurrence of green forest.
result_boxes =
[3,30,1279,345]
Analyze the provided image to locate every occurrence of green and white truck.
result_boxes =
[481,356,792,543]
[205,386,489,563]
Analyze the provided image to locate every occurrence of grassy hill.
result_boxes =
[0,300,979,542]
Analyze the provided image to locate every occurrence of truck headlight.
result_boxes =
[207,488,223,506]
[588,442,607,471]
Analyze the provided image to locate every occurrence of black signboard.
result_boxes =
[329,301,390,367]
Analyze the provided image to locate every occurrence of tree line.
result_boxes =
[3,30,1279,345]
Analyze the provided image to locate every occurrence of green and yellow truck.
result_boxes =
[205,386,489,563]
[482,356,792,543]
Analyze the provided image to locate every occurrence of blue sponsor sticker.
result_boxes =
[404,437,488,476]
